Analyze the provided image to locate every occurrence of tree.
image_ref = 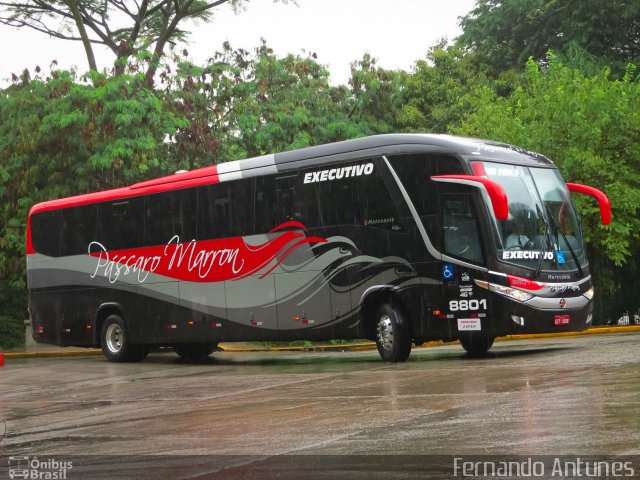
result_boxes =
[458,0,640,73]
[346,53,405,135]
[0,0,285,87]
[455,56,640,321]
[159,42,401,165]
[398,42,501,133]
[0,67,186,347]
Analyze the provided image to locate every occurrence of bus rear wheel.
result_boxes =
[459,334,495,357]
[100,314,148,362]
[174,343,218,363]
[375,303,412,363]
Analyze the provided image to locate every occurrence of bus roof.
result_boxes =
[28,134,554,215]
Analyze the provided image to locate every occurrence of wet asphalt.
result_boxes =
[1,333,639,478]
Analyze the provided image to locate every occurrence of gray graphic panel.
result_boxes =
[329,267,354,325]
[179,281,226,316]
[225,275,277,330]
[274,270,332,331]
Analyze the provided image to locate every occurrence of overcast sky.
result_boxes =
[0,0,477,86]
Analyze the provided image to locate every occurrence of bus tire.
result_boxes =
[374,303,412,362]
[174,343,218,363]
[100,314,146,363]
[459,334,494,357]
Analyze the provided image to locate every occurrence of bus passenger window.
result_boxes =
[97,198,144,251]
[387,153,465,250]
[61,204,98,255]
[197,181,253,240]
[31,210,62,257]
[254,177,278,234]
[275,175,316,227]
[145,190,196,246]
[304,159,399,231]
[442,194,484,264]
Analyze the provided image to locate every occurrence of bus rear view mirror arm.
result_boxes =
[566,183,611,225]
[431,174,509,221]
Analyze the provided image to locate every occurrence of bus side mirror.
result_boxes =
[431,175,509,221]
[566,183,611,225]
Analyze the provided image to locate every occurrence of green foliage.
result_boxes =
[219,42,350,157]
[458,0,640,73]
[346,53,405,135]
[455,56,640,319]
[399,43,500,133]
[159,42,399,164]
[0,69,185,346]
[0,314,23,349]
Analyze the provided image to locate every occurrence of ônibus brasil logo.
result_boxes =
[8,456,73,479]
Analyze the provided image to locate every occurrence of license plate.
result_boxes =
[554,315,570,326]
[457,318,481,331]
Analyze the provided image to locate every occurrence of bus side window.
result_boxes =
[321,181,358,227]
[61,204,98,255]
[145,192,175,246]
[145,190,196,246]
[31,210,62,257]
[197,180,253,240]
[227,180,253,236]
[175,189,197,242]
[442,194,484,264]
[386,154,465,250]
[306,159,397,229]
[197,184,230,240]
[275,175,297,224]
[97,198,144,251]
[254,176,278,234]
[356,158,402,230]
[275,174,316,227]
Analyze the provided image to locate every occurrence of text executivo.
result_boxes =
[303,163,374,184]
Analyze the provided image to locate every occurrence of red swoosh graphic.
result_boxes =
[88,223,327,283]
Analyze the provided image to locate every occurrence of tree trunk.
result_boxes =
[66,0,97,72]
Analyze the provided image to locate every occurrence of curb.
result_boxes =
[2,325,639,359]
[496,325,640,342]
[3,349,103,359]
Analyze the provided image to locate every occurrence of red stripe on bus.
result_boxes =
[130,165,220,190]
[26,216,35,254]
[87,226,326,283]
[28,166,221,216]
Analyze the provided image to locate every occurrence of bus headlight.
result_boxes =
[583,287,594,300]
[475,280,534,302]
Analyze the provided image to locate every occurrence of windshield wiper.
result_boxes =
[544,203,584,278]
[534,204,553,278]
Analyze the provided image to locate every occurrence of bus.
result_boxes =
[26,134,611,362]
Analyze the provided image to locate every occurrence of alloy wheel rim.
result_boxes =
[376,314,394,351]
[105,324,123,353]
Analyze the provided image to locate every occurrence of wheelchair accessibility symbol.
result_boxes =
[441,263,456,281]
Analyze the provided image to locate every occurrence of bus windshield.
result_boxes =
[474,161,587,273]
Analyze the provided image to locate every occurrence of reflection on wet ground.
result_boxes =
[1,334,639,478]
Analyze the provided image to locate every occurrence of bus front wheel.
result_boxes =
[459,334,495,357]
[100,314,147,362]
[375,303,412,363]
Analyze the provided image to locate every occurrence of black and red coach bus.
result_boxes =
[26,134,611,362]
